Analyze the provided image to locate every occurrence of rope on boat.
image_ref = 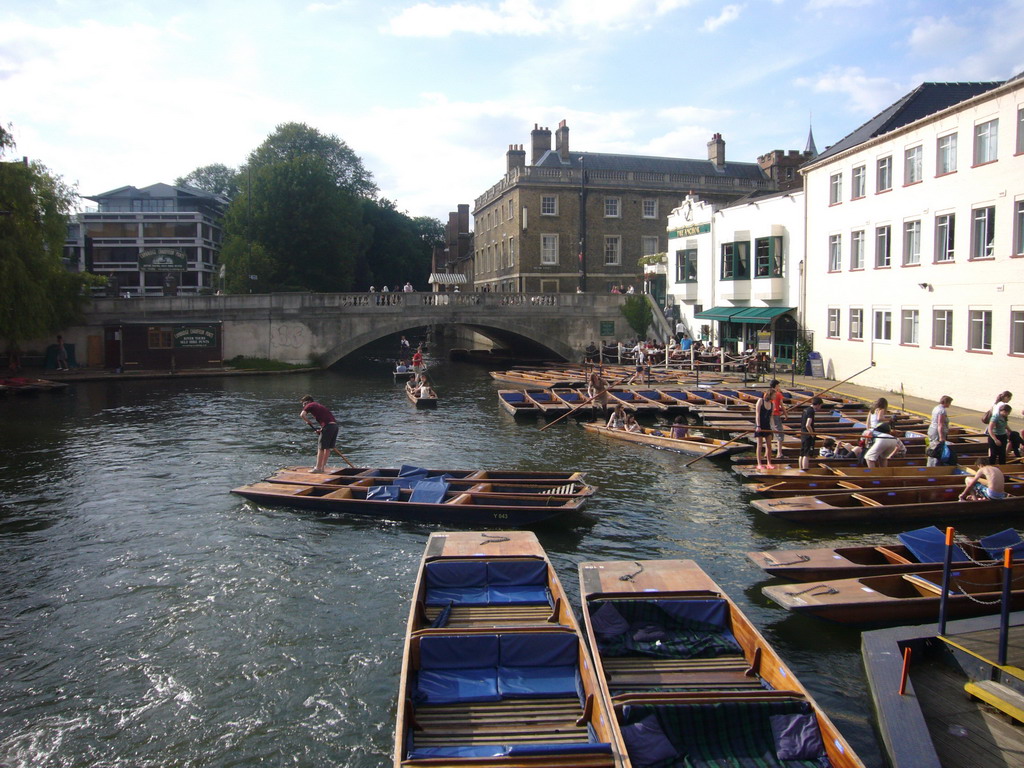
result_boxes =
[480,533,511,545]
[786,584,838,597]
[619,562,645,581]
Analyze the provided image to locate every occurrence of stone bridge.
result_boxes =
[82,292,658,366]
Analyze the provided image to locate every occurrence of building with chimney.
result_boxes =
[429,204,474,292]
[472,121,775,294]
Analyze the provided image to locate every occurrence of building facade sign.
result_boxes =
[173,325,218,348]
[668,223,711,239]
[139,249,188,272]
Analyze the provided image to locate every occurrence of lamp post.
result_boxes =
[578,155,587,293]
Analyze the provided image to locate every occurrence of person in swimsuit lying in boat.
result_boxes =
[959,458,1007,501]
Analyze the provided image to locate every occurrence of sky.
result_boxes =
[2,0,1023,221]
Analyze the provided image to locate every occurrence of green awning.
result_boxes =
[729,306,794,324]
[693,306,743,320]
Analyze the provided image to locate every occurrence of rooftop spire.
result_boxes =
[805,114,818,157]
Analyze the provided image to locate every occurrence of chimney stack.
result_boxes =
[506,144,526,174]
[531,124,552,165]
[555,120,570,161]
[707,133,725,169]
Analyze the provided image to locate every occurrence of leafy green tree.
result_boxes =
[412,216,445,248]
[175,163,240,200]
[356,199,435,290]
[0,125,102,346]
[620,295,653,339]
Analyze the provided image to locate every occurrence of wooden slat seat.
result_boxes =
[601,654,762,692]
[542,483,575,495]
[411,697,591,747]
[422,604,555,628]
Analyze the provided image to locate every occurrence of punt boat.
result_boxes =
[577,558,865,768]
[522,389,567,413]
[744,473,982,496]
[581,422,752,458]
[277,465,588,484]
[751,483,1024,525]
[763,561,1024,626]
[406,379,438,408]
[394,531,622,767]
[606,388,667,413]
[748,525,1024,581]
[497,390,540,418]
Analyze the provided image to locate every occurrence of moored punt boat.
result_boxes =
[406,379,438,408]
[748,525,1024,581]
[395,531,622,767]
[606,388,666,413]
[551,387,601,414]
[582,422,752,458]
[523,389,568,413]
[734,462,969,481]
[279,465,588,484]
[763,561,1024,626]
[752,482,1024,525]
[632,388,688,413]
[577,558,865,768]
[497,390,540,417]
[0,376,68,394]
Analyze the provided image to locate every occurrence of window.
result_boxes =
[642,199,657,219]
[604,235,621,265]
[903,220,921,266]
[851,165,866,198]
[1018,106,1024,155]
[1012,310,1024,355]
[828,308,840,338]
[876,156,892,192]
[936,133,957,175]
[508,200,514,220]
[720,241,750,279]
[875,225,891,268]
[508,236,515,265]
[971,206,995,259]
[540,195,558,215]
[904,146,922,184]
[1015,200,1024,256]
[754,236,783,277]
[604,198,620,218]
[540,234,558,265]
[969,309,992,351]
[641,236,659,256]
[933,309,953,348]
[829,173,842,205]
[850,230,865,270]
[828,234,842,272]
[148,326,173,349]
[974,119,998,165]
[935,214,955,262]
[873,309,892,341]
[849,308,863,340]
[901,309,919,345]
[676,249,697,283]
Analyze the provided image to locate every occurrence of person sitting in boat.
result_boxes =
[670,415,688,440]
[959,458,1007,501]
[624,413,641,433]
[819,437,860,459]
[606,404,626,430]
[418,382,436,398]
[395,360,410,373]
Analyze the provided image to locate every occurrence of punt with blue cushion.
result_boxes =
[587,598,742,660]
[979,528,1024,559]
[424,557,550,607]
[501,391,527,403]
[898,525,969,563]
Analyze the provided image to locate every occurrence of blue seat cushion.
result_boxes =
[898,526,969,563]
[399,464,429,478]
[507,743,613,756]
[409,479,449,503]
[419,634,499,669]
[500,632,577,667]
[366,484,401,501]
[426,560,488,588]
[426,587,489,606]
[503,392,526,403]
[415,668,499,704]
[486,585,550,604]
[488,559,547,586]
[408,745,507,759]
[497,665,578,698]
[979,529,1024,559]
[619,714,679,767]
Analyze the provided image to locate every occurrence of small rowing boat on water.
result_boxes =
[749,525,1024,581]
[406,379,438,408]
[577,558,865,768]
[394,531,621,767]
[497,389,540,417]
[278,465,588,484]
[752,482,1024,525]
[763,560,1024,626]
[582,422,752,458]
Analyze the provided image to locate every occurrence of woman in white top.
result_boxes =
[606,404,626,430]
[867,397,890,429]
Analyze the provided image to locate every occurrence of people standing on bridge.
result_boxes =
[300,395,339,474]
[403,281,414,293]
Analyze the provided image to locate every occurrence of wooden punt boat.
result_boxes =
[232,478,589,526]
[763,561,1024,626]
[582,422,752,458]
[393,366,417,380]
[278,465,588,484]
[632,388,688,413]
[523,389,568,413]
[0,376,69,394]
[752,482,1024,525]
[606,388,666,413]
[497,390,540,417]
[394,531,622,767]
[735,462,968,480]
[407,379,438,408]
[577,558,865,768]
[551,387,601,414]
[745,473,977,496]
[748,525,1024,581]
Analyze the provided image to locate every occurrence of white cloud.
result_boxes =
[908,16,963,57]
[702,4,742,33]
[805,0,873,9]
[794,66,906,116]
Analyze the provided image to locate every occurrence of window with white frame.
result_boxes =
[604,198,620,218]
[676,249,697,283]
[850,230,865,270]
[875,225,891,267]
[969,309,992,351]
[641,236,659,257]
[508,236,515,265]
[935,214,955,262]
[974,119,998,165]
[721,242,750,279]
[873,309,892,341]
[604,235,621,265]
[903,220,921,266]
[540,234,558,265]
[851,165,866,199]
[642,199,657,219]
[971,206,995,259]
[1018,106,1024,155]
[901,309,919,345]
[828,308,840,338]
[829,173,842,205]
[508,200,514,220]
[540,195,558,216]
[904,145,922,184]
[1012,310,1024,355]
[933,309,953,348]
[828,234,842,271]
[1015,200,1024,256]
[501,239,507,267]
[849,308,863,340]
[754,236,783,277]
[936,133,957,175]
[877,156,892,192]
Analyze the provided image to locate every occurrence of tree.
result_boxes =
[175,163,240,200]
[412,216,445,248]
[247,122,378,199]
[357,199,432,290]
[620,295,653,339]
[0,124,101,346]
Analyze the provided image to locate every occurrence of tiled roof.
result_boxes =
[534,149,767,181]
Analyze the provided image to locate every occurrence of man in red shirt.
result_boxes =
[300,395,338,473]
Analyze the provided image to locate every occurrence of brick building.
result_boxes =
[429,204,474,292]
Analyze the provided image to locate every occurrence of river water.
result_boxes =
[0,336,937,767]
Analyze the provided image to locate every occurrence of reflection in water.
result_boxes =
[0,339,896,767]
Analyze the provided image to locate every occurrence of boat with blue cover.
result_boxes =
[394,531,622,767]
[577,558,865,768]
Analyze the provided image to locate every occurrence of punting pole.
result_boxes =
[898,646,912,695]
[938,526,955,635]
[1000,547,1012,666]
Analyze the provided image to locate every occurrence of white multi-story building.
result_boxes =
[802,75,1023,410]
